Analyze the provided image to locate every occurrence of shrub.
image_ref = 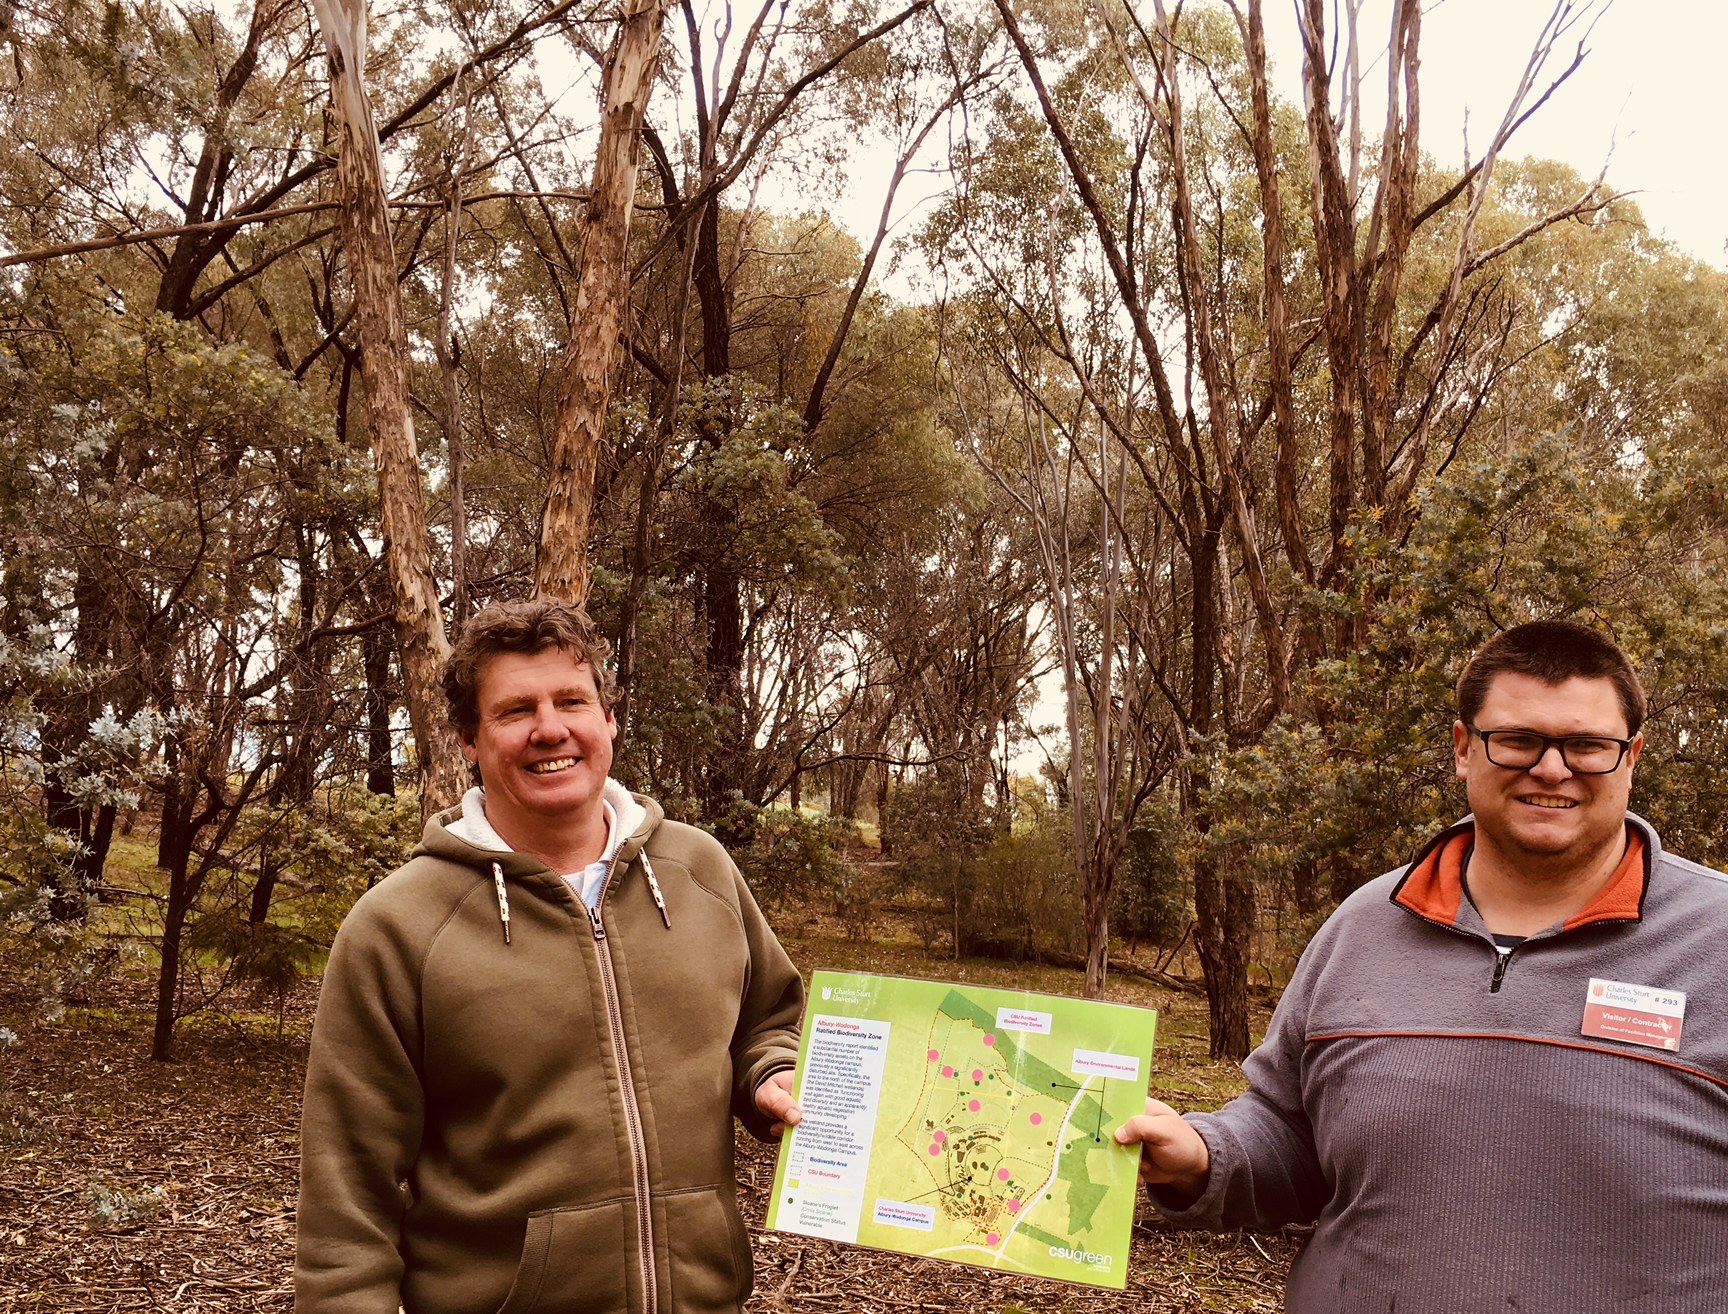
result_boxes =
[966,822,1087,962]
[85,1176,166,1231]
[880,773,994,953]
[1111,797,1192,957]
[731,803,851,912]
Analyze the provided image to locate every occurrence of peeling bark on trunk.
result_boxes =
[536,0,668,604]
[312,0,465,814]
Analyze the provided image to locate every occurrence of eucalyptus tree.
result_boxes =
[0,308,377,1056]
[927,0,1626,1049]
[613,0,977,816]
[313,0,468,810]
[1202,197,1728,922]
[0,0,340,894]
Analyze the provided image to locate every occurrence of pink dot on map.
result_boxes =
[928,1144,942,1156]
[1007,1198,1022,1214]
[997,1168,1011,1181]
[972,1068,984,1081]
[1029,1113,1043,1125]
[933,1130,947,1143]
[928,1049,940,1061]
[983,1034,996,1046]
[968,1099,981,1112]
[987,1232,1001,1246]
[942,1065,955,1078]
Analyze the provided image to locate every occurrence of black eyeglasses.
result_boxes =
[1467,727,1636,775]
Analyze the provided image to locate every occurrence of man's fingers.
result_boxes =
[755,1070,802,1137]
[1114,1097,1185,1149]
[1115,1098,1209,1193]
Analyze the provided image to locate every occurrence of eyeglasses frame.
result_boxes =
[1465,725,1637,775]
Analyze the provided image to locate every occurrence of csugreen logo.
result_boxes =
[1048,1245,1111,1267]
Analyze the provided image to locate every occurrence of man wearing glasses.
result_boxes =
[1118,621,1728,1312]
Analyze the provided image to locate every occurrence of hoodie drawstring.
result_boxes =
[492,862,512,945]
[640,852,671,929]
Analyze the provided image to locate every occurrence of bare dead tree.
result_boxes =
[966,0,1609,1054]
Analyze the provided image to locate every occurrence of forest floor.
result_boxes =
[0,900,1299,1312]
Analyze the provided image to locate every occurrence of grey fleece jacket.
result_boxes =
[1153,814,1728,1313]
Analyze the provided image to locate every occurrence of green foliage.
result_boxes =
[1223,431,1728,906]
[240,788,423,912]
[882,772,993,929]
[174,790,422,1034]
[1111,794,1190,953]
[826,862,882,944]
[886,775,1087,962]
[0,625,160,902]
[730,803,852,913]
[0,881,135,1021]
[673,378,849,594]
[0,625,154,1006]
[0,809,82,914]
[183,911,324,1024]
[966,809,1086,962]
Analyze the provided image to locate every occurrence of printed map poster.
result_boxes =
[766,970,1158,1289]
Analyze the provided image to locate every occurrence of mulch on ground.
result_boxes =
[0,974,308,1311]
[0,967,1293,1312]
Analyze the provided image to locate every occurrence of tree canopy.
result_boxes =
[3,0,1727,1059]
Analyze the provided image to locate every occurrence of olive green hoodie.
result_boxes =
[295,790,803,1314]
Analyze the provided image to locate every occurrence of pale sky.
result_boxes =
[1263,0,1728,267]
[825,0,1728,276]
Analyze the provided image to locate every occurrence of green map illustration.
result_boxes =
[767,971,1157,1289]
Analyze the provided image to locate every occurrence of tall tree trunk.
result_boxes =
[1242,0,1310,589]
[151,718,273,1060]
[700,560,746,819]
[39,514,121,921]
[312,0,465,814]
[438,67,477,630]
[271,525,328,807]
[362,616,397,796]
[1189,506,1251,1059]
[151,841,201,1062]
[1081,851,1112,997]
[1191,848,1253,1059]
[536,0,669,603]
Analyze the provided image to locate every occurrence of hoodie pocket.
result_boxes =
[661,1185,753,1313]
[494,1197,630,1314]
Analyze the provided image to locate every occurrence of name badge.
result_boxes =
[1580,977,1686,1053]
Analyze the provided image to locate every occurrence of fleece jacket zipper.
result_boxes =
[1489,944,1516,993]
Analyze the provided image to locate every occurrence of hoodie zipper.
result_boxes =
[587,854,658,1314]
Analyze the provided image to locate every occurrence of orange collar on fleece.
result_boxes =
[1393,823,1648,931]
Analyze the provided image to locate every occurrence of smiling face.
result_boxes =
[460,647,618,859]
[1453,672,1642,878]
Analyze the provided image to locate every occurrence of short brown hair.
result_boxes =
[1456,621,1646,735]
[444,599,619,735]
